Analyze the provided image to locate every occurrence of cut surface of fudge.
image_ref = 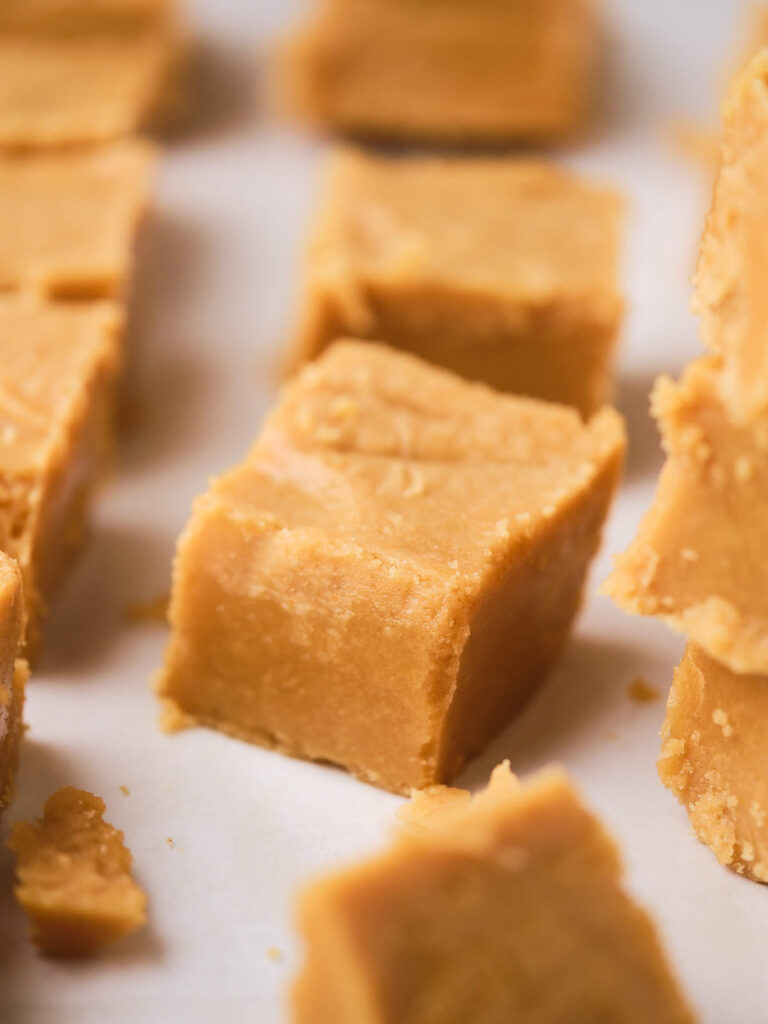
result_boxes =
[290,151,624,416]
[157,342,625,793]
[694,49,768,423]
[0,141,155,298]
[0,299,123,654]
[605,356,768,675]
[0,0,173,33]
[282,0,597,143]
[292,762,694,1024]
[660,642,768,884]
[0,29,175,151]
[7,787,147,957]
[0,552,26,813]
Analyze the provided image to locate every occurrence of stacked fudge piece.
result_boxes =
[606,51,768,882]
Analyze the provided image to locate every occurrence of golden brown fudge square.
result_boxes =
[0,0,173,33]
[694,50,768,424]
[292,763,694,1024]
[7,787,147,957]
[289,151,625,417]
[157,342,625,794]
[281,0,598,143]
[0,141,155,299]
[0,552,27,813]
[0,299,123,655]
[605,356,768,675]
[660,643,768,885]
[0,29,176,151]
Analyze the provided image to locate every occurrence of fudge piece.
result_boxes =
[660,642,768,884]
[694,49,768,423]
[7,787,147,956]
[0,299,123,654]
[605,357,768,675]
[281,0,598,143]
[0,0,173,33]
[0,28,176,150]
[0,141,155,299]
[290,151,625,417]
[292,763,694,1024]
[0,553,27,813]
[157,342,625,794]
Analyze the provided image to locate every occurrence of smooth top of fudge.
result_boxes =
[0,298,122,474]
[309,150,623,308]
[694,49,768,422]
[0,0,172,33]
[0,553,23,748]
[211,341,625,580]
[0,142,155,296]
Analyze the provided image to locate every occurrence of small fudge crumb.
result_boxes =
[119,785,130,796]
[267,946,284,962]
[124,593,169,624]
[7,787,147,957]
[628,678,660,704]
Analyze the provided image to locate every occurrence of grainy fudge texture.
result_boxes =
[8,787,147,957]
[0,141,155,298]
[0,299,122,654]
[660,643,768,884]
[292,763,694,1024]
[282,0,598,143]
[694,49,768,423]
[605,357,768,675]
[158,342,625,793]
[0,0,173,33]
[0,553,27,813]
[290,151,624,416]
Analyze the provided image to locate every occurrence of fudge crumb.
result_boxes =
[119,785,130,797]
[627,678,660,704]
[125,593,169,625]
[166,837,174,848]
[267,947,284,962]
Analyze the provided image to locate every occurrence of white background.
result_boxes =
[0,1,764,1020]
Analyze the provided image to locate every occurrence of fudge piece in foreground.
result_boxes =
[660,643,768,884]
[292,763,694,1024]
[605,357,768,675]
[157,342,625,793]
[0,299,122,654]
[7,787,147,956]
[0,553,27,812]
[694,49,768,423]
[0,0,173,33]
[290,151,624,417]
[0,141,155,298]
[281,0,598,143]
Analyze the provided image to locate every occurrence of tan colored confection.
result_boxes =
[0,553,27,813]
[0,141,155,299]
[0,28,176,151]
[694,49,768,423]
[289,151,625,417]
[157,342,625,794]
[0,298,123,655]
[7,787,147,957]
[660,642,768,884]
[0,0,173,33]
[292,762,694,1024]
[605,356,768,675]
[281,0,597,143]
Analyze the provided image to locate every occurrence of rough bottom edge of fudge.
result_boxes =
[0,659,29,812]
[660,642,768,884]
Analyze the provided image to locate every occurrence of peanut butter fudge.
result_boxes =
[290,151,625,417]
[292,763,694,1024]
[8,787,147,956]
[157,342,625,793]
[605,357,768,675]
[0,141,155,299]
[282,0,598,143]
[694,49,768,423]
[0,553,26,813]
[0,299,122,654]
[660,643,768,884]
[0,0,173,33]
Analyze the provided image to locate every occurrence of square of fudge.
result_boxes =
[292,763,694,1023]
[0,299,123,655]
[660,642,768,885]
[0,142,155,298]
[289,151,624,417]
[282,0,598,143]
[158,342,625,793]
[0,552,26,812]
[605,356,768,675]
